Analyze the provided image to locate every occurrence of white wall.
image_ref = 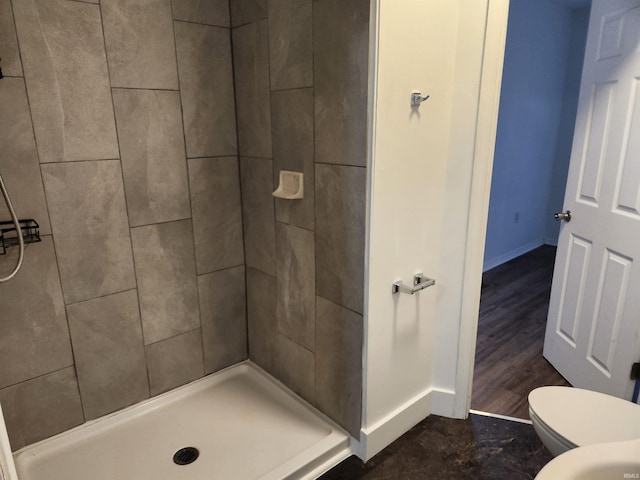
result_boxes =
[544,7,590,243]
[483,0,587,270]
[360,0,508,461]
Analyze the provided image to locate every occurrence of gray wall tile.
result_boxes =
[247,268,277,375]
[315,296,363,437]
[41,161,136,304]
[0,0,22,76]
[146,329,204,396]
[198,266,247,374]
[230,0,266,27]
[271,88,314,230]
[240,157,276,275]
[188,157,245,274]
[268,0,312,90]
[233,20,272,159]
[0,238,72,390]
[0,367,83,450]
[101,0,178,89]
[1,0,370,446]
[172,0,230,27]
[175,21,237,158]
[276,223,315,351]
[131,220,200,345]
[313,0,369,166]
[276,334,314,403]
[0,77,51,234]
[112,89,190,227]
[12,0,119,163]
[66,290,149,421]
[315,164,366,314]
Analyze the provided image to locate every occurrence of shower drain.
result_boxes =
[173,447,200,465]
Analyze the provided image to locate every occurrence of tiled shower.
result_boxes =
[0,0,369,451]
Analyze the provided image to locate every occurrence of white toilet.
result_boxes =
[528,386,640,456]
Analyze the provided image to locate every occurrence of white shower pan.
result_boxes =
[13,362,351,480]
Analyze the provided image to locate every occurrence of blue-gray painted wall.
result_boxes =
[483,0,589,271]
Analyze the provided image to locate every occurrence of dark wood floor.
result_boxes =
[471,245,570,419]
[319,413,553,479]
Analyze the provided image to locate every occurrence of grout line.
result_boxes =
[197,261,246,279]
[63,287,138,308]
[270,84,314,94]
[262,1,280,369]
[469,409,533,425]
[111,86,179,92]
[171,10,208,374]
[277,330,315,356]
[315,294,363,318]
[173,18,228,29]
[228,14,251,360]
[230,18,267,29]
[224,154,270,162]
[129,216,192,230]
[315,160,368,169]
[40,158,120,165]
[96,0,151,400]
[144,326,202,349]
[64,302,87,424]
[196,263,245,277]
[96,0,143,342]
[0,364,75,392]
[311,0,319,400]
[186,154,238,161]
[275,219,314,234]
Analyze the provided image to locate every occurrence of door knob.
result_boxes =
[554,210,572,222]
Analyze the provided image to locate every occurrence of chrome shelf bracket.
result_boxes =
[392,273,436,295]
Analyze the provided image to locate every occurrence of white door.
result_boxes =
[0,404,17,480]
[544,0,640,399]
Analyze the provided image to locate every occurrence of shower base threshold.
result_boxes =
[13,361,351,480]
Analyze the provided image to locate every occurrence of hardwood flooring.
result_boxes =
[319,413,552,480]
[471,245,570,419]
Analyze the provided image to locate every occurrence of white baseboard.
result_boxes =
[353,388,456,461]
[430,388,458,418]
[543,237,558,247]
[483,239,544,272]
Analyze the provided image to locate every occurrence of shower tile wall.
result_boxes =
[0,0,245,450]
[0,0,369,450]
[234,0,369,437]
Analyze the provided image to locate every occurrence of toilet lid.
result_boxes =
[528,386,640,446]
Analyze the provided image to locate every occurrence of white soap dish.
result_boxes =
[272,170,303,200]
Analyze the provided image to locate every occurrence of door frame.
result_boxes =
[453,0,511,417]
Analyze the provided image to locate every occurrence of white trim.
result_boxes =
[483,239,545,272]
[431,388,458,418]
[13,362,349,480]
[359,0,380,449]
[544,237,559,247]
[0,404,18,480]
[296,447,353,480]
[469,409,533,425]
[454,0,511,419]
[354,388,454,462]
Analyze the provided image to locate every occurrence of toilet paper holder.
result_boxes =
[392,273,435,295]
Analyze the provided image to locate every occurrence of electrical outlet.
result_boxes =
[514,212,520,223]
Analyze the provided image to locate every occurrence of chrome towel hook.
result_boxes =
[410,91,430,107]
